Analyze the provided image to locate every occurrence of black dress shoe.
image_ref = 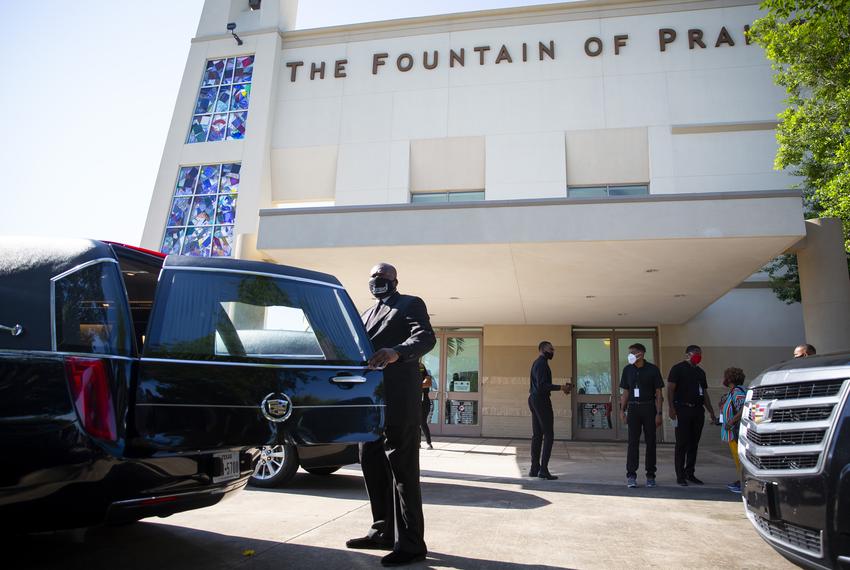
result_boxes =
[381,550,427,566]
[538,471,558,480]
[686,475,704,485]
[346,536,393,550]
[677,478,688,486]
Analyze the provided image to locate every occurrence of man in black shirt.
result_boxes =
[528,341,571,480]
[667,344,717,486]
[618,343,664,488]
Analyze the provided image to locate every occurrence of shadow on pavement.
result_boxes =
[252,472,552,510]
[3,522,570,570]
[419,470,741,503]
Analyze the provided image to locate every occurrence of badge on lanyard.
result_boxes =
[634,387,641,398]
[699,386,704,396]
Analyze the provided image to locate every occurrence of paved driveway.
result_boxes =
[10,438,794,569]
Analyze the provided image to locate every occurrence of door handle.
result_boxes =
[332,375,368,384]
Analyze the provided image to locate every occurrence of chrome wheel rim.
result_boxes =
[253,445,286,480]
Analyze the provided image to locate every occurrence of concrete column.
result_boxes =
[797,218,850,354]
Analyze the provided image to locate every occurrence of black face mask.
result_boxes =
[369,277,397,299]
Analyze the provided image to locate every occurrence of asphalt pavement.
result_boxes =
[7,437,795,570]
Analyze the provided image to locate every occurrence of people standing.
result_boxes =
[667,345,717,486]
[528,341,571,480]
[719,367,747,494]
[618,343,664,488]
[347,263,435,567]
[793,343,817,358]
[419,360,434,450]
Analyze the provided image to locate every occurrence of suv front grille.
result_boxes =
[742,375,848,476]
[752,514,822,555]
[770,406,833,423]
[745,451,819,470]
[745,430,826,446]
[751,380,843,401]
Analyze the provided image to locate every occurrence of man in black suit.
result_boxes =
[346,262,435,567]
[528,341,570,480]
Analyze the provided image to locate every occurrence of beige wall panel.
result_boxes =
[484,325,572,347]
[565,127,649,186]
[482,338,573,439]
[410,137,485,192]
[270,146,338,203]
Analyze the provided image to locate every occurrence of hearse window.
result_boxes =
[146,271,369,364]
[216,302,324,358]
[53,261,133,356]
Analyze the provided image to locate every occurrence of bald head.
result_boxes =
[793,344,816,358]
[370,263,397,281]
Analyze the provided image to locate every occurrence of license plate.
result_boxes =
[744,478,777,520]
[213,451,240,483]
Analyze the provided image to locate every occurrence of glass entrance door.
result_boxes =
[421,331,482,437]
[572,330,658,441]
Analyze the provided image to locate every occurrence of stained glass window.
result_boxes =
[161,163,240,257]
[187,55,254,144]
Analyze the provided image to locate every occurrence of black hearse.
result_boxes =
[0,237,383,531]
[739,353,850,569]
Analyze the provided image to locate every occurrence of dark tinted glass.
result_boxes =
[146,271,369,364]
[568,187,607,198]
[54,261,133,356]
[608,185,648,196]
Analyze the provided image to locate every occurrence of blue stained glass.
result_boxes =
[215,88,231,113]
[182,227,212,256]
[208,114,227,142]
[227,112,247,140]
[202,59,225,86]
[194,87,217,114]
[175,166,199,196]
[161,228,185,255]
[198,165,220,194]
[187,115,210,143]
[189,195,215,226]
[234,55,254,83]
[231,84,251,111]
[168,197,192,226]
[220,163,240,193]
[211,225,234,257]
[215,195,237,225]
[223,58,236,84]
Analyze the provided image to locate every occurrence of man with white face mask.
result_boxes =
[618,343,664,488]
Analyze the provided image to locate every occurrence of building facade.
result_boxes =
[141,0,850,441]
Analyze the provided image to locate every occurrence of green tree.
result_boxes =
[749,0,850,302]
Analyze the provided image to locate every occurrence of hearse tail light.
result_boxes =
[64,356,118,441]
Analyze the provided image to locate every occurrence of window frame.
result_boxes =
[567,184,649,199]
[186,55,255,144]
[50,258,135,357]
[410,190,485,204]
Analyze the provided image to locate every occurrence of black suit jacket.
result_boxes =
[362,292,436,426]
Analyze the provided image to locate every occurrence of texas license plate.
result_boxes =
[213,451,240,483]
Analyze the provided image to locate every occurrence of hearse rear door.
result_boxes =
[134,263,383,452]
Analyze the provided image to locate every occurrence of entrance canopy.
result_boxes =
[257,191,804,326]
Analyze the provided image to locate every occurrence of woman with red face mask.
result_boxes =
[666,345,717,486]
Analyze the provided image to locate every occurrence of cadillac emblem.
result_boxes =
[260,393,293,423]
[750,400,776,424]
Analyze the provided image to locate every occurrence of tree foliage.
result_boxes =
[750,0,850,302]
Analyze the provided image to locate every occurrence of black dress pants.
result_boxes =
[674,405,705,479]
[420,398,432,445]
[626,403,657,478]
[528,395,554,472]
[360,424,426,555]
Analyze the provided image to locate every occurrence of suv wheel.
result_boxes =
[249,444,299,487]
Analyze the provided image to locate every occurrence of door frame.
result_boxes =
[571,328,659,442]
[424,329,483,437]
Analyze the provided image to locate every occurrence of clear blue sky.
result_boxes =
[1,1,565,245]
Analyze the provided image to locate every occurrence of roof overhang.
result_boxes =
[256,191,805,325]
